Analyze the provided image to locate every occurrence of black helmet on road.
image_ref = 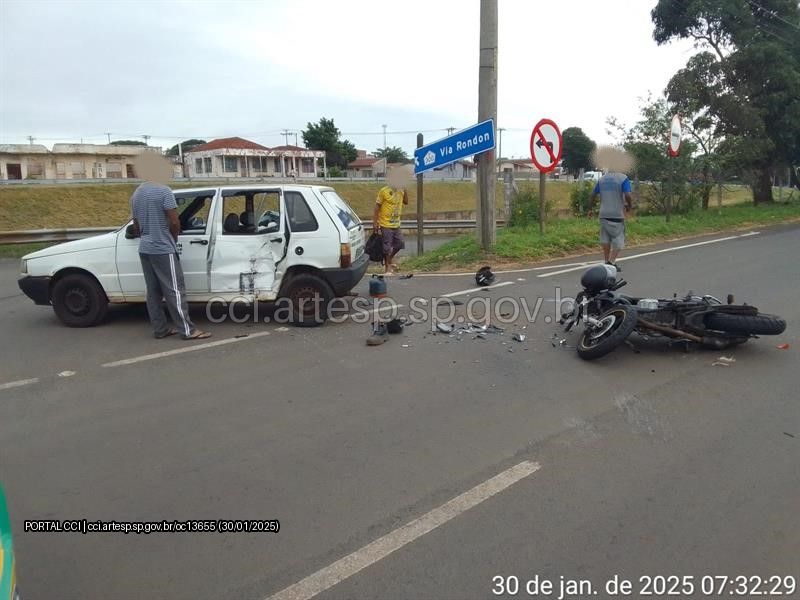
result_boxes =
[475,266,496,287]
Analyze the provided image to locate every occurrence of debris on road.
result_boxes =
[776,343,790,350]
[234,334,249,338]
[512,333,526,342]
[712,356,736,367]
[398,273,414,280]
[784,432,795,438]
[58,370,76,377]
[436,322,453,334]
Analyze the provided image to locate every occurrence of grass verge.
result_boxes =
[403,201,800,272]
[0,180,763,230]
[0,242,56,259]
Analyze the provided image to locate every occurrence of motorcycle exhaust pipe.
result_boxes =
[636,318,703,343]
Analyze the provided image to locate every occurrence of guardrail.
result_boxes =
[0,220,507,245]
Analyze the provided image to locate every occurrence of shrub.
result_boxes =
[507,189,554,227]
[640,181,701,215]
[570,181,595,216]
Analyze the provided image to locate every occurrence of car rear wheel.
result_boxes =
[283,274,334,327]
[51,273,109,327]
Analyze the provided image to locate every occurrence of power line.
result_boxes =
[746,0,800,31]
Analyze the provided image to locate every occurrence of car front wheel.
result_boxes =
[51,273,109,327]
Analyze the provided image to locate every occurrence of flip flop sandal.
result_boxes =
[155,328,179,339]
[182,330,212,340]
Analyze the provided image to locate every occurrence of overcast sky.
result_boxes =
[0,0,695,158]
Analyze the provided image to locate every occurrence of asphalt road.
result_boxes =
[0,225,798,600]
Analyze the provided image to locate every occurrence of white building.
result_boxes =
[184,137,326,178]
[0,143,162,180]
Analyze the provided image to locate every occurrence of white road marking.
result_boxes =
[408,261,593,277]
[0,378,39,391]
[537,231,761,278]
[267,460,541,600]
[102,332,272,368]
[440,281,514,298]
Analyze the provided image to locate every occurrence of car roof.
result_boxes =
[171,184,334,194]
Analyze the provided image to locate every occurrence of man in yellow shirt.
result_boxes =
[373,171,409,273]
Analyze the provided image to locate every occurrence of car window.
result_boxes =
[174,192,213,234]
[221,190,281,235]
[321,190,360,229]
[285,191,318,233]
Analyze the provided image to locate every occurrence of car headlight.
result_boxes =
[20,259,27,274]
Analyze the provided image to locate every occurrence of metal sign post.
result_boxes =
[529,118,563,234]
[416,133,424,256]
[666,115,682,224]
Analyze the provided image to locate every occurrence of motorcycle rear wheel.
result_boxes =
[705,312,786,336]
[577,305,638,360]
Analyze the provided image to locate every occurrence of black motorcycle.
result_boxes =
[560,265,787,360]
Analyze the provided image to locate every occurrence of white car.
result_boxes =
[18,185,367,327]
[581,171,603,183]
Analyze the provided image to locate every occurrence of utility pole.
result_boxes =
[142,135,151,146]
[382,124,387,149]
[476,0,498,250]
[446,127,455,136]
[281,129,291,146]
[293,132,298,147]
[105,132,111,144]
[27,135,35,145]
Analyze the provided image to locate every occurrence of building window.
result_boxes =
[56,162,66,178]
[274,158,282,174]
[195,158,203,174]
[204,157,212,173]
[301,158,315,174]
[27,162,44,179]
[223,156,238,173]
[70,161,85,178]
[107,162,122,178]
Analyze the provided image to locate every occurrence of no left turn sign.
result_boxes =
[529,118,563,174]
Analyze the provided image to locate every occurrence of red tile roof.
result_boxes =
[348,157,382,168]
[191,137,270,152]
[271,144,307,152]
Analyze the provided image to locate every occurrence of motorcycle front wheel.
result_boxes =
[577,305,638,360]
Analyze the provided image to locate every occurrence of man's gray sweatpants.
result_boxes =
[139,252,196,338]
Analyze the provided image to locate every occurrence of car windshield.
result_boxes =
[321,190,360,229]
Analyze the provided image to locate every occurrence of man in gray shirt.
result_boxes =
[589,171,633,271]
[131,179,210,340]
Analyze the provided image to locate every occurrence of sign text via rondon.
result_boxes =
[413,119,495,175]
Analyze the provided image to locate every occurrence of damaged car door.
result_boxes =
[210,188,286,300]
[117,190,216,298]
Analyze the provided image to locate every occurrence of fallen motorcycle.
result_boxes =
[560,265,787,360]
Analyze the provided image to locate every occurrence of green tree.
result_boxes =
[165,139,206,156]
[301,117,356,169]
[561,127,596,176]
[652,0,800,203]
[374,146,410,164]
[110,140,146,146]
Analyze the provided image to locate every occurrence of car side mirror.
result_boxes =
[264,221,279,233]
[125,224,139,239]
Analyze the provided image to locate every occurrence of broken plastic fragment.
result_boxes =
[776,343,790,350]
[512,333,526,342]
[436,322,453,334]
